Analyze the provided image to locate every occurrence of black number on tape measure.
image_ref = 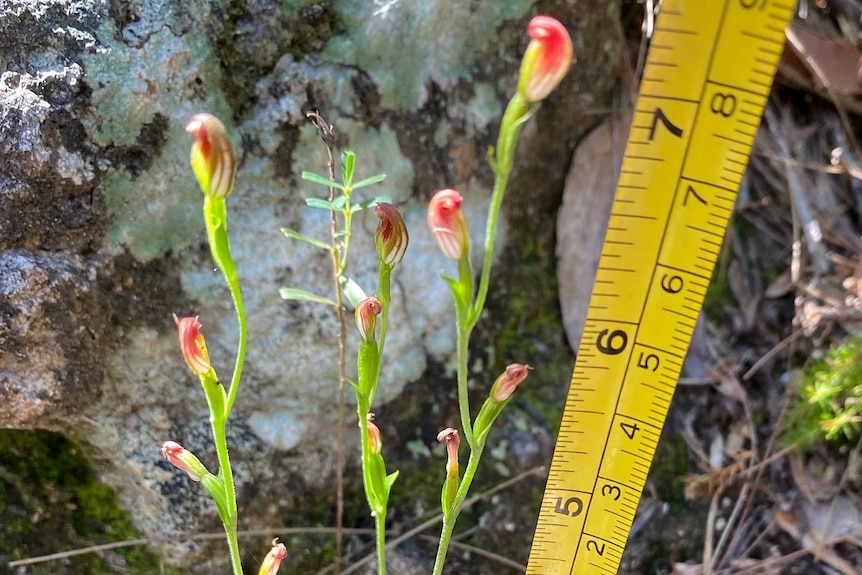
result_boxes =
[596,329,628,355]
[586,540,606,556]
[601,484,622,501]
[554,496,583,517]
[661,274,684,294]
[710,92,737,118]
[740,0,767,9]
[637,352,660,372]
[684,184,707,207]
[620,421,641,440]
[648,108,683,140]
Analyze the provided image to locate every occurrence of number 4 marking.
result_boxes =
[620,421,640,440]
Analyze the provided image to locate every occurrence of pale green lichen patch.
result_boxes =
[323,0,533,111]
[82,21,234,260]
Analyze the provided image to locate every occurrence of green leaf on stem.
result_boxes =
[279,287,337,306]
[341,150,356,186]
[201,474,228,520]
[305,197,336,210]
[350,195,392,214]
[385,470,399,493]
[331,195,349,211]
[301,171,343,189]
[280,227,332,250]
[352,173,387,189]
[339,275,368,308]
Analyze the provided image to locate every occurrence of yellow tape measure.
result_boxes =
[527,1,794,573]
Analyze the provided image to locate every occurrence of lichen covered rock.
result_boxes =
[0,0,620,569]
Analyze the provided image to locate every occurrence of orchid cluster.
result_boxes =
[159,14,572,575]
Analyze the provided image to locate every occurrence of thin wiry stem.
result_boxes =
[308,111,346,574]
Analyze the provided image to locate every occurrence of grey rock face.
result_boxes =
[0,0,620,568]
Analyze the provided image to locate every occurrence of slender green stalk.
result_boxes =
[467,94,532,330]
[455,320,474,449]
[203,195,248,417]
[433,93,536,575]
[431,443,485,575]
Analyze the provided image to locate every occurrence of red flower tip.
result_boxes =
[258,538,288,575]
[374,202,409,266]
[186,113,236,198]
[490,363,533,402]
[355,297,382,343]
[436,427,460,477]
[173,314,212,376]
[161,441,207,482]
[366,413,382,455]
[427,189,468,261]
[518,16,573,103]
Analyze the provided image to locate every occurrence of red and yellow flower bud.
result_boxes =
[427,189,468,261]
[517,16,573,103]
[374,203,409,266]
[258,538,288,575]
[436,427,460,477]
[490,363,533,402]
[366,413,382,455]
[173,314,212,376]
[355,297,382,343]
[161,441,209,482]
[437,427,460,517]
[186,113,237,198]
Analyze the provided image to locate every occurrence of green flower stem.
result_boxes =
[357,409,387,575]
[201,374,242,575]
[374,512,388,575]
[434,93,536,574]
[203,196,248,417]
[467,93,533,330]
[338,197,354,273]
[431,441,486,575]
[455,317,474,449]
[371,263,392,407]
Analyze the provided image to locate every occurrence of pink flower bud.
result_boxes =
[173,314,212,376]
[490,363,532,402]
[258,538,288,575]
[355,297,382,343]
[374,203,409,266]
[427,189,468,261]
[366,413,382,455]
[186,113,237,198]
[517,16,573,103]
[436,427,460,477]
[161,441,208,482]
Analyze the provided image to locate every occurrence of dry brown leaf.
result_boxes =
[785,25,862,98]
[774,507,859,575]
[710,365,748,405]
[789,452,841,505]
[765,268,794,299]
[802,496,862,548]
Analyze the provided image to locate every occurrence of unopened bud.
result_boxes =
[173,314,213,376]
[517,16,573,103]
[161,441,209,482]
[258,538,288,575]
[374,203,409,266]
[490,363,532,402]
[186,113,237,198]
[436,427,460,477]
[355,297,382,343]
[427,189,468,261]
[366,413,382,455]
